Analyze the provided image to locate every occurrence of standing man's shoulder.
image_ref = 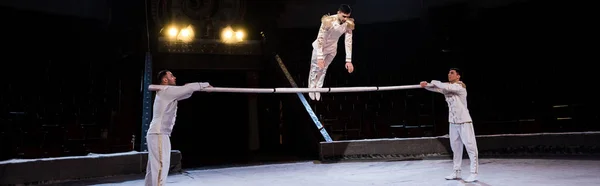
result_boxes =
[457,81,467,89]
[450,81,467,93]
[456,81,467,95]
[435,80,466,89]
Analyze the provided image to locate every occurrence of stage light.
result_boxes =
[222,26,234,41]
[221,26,246,43]
[168,27,178,37]
[177,25,195,42]
[181,29,189,37]
[161,24,195,42]
[235,31,245,41]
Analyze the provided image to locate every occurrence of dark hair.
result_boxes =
[157,70,170,84]
[339,4,352,14]
[450,68,462,76]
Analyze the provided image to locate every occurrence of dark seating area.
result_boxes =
[1,62,136,160]
[0,7,139,161]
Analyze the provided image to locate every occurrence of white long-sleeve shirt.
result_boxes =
[425,80,473,124]
[312,15,354,62]
[147,82,210,135]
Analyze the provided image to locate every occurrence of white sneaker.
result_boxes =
[309,92,315,100]
[464,173,478,182]
[315,93,321,101]
[444,170,461,180]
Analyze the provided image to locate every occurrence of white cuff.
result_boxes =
[198,82,210,89]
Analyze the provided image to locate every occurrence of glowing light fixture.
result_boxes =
[163,24,195,42]
[221,26,245,43]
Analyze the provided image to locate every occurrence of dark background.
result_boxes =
[0,0,597,168]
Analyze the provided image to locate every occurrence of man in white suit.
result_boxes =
[420,68,479,182]
[307,4,355,101]
[145,70,212,186]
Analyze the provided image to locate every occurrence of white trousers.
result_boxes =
[145,134,172,186]
[308,49,336,89]
[449,122,479,174]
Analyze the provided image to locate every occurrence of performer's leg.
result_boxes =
[144,135,159,186]
[144,162,152,186]
[144,143,152,186]
[159,135,172,185]
[445,123,463,180]
[460,123,479,182]
[314,54,335,101]
[307,50,319,100]
[144,134,171,186]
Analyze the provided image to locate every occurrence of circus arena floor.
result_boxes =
[60,157,600,186]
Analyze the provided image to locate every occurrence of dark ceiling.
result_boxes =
[1,0,535,28]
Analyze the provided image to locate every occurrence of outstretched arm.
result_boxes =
[421,81,443,93]
[149,82,211,101]
[430,80,466,94]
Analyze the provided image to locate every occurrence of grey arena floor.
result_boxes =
[66,158,600,186]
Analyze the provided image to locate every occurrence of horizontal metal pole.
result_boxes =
[149,84,428,93]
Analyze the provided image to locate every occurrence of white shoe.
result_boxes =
[315,93,321,101]
[444,170,461,180]
[464,173,478,182]
[309,92,315,100]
